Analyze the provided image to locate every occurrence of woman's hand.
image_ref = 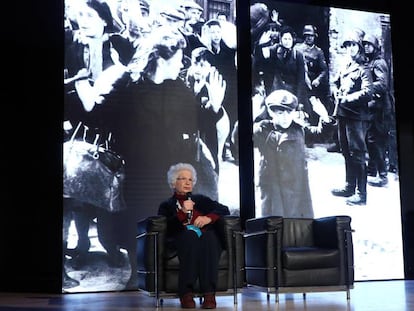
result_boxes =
[258,30,273,46]
[194,216,212,228]
[205,67,226,113]
[182,199,195,214]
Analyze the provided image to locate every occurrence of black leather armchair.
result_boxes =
[244,215,354,302]
[136,215,245,307]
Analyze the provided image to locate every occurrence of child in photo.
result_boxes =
[253,89,314,217]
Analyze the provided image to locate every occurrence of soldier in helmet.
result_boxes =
[330,29,373,205]
[363,33,393,187]
[295,24,331,147]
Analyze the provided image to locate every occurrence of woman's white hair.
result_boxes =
[167,163,197,190]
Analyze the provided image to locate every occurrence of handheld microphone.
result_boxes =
[186,192,193,222]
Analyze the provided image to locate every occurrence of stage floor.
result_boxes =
[1,279,413,311]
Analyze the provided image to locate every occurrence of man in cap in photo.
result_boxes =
[158,5,186,29]
[180,0,205,36]
[111,0,153,65]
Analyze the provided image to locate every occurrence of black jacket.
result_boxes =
[158,194,230,245]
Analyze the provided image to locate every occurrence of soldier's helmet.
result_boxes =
[303,25,318,37]
[341,29,363,49]
[362,34,380,50]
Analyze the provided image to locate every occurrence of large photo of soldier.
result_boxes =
[250,1,403,281]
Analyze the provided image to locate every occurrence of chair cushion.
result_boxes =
[283,247,339,270]
[283,267,340,286]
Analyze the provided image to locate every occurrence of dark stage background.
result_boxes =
[1,0,413,293]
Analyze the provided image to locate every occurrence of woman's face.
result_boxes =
[162,49,184,80]
[280,32,294,49]
[77,5,106,38]
[173,169,194,195]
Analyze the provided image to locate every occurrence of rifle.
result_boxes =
[331,86,349,121]
[332,89,341,118]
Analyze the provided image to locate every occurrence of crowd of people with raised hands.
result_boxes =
[63,0,238,293]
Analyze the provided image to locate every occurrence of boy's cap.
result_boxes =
[265,89,298,111]
[181,0,203,11]
[160,6,186,21]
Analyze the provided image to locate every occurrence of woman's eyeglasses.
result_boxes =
[176,177,193,183]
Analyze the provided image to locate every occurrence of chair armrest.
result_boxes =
[221,215,242,247]
[137,215,167,236]
[244,216,282,274]
[313,216,351,248]
[221,216,245,287]
[245,216,283,233]
[136,216,167,266]
[136,216,167,292]
[313,215,354,285]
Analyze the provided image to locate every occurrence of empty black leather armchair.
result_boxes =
[244,215,354,301]
[136,215,245,306]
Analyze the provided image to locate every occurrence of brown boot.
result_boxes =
[179,292,195,309]
[202,293,216,309]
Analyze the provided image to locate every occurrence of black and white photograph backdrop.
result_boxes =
[62,0,404,294]
[250,0,403,282]
[63,0,239,292]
